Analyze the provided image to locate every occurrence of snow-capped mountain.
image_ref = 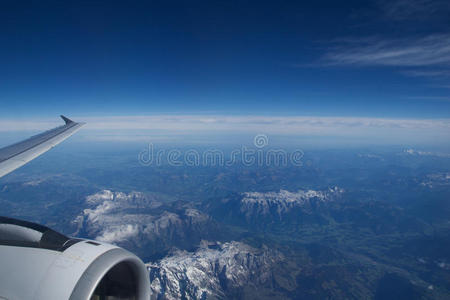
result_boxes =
[203,187,346,231]
[240,187,343,217]
[148,241,282,300]
[73,190,220,259]
[73,190,161,241]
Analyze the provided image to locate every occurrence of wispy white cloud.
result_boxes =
[405,96,450,101]
[379,0,450,21]
[401,69,450,78]
[315,1,450,84]
[322,33,450,87]
[328,0,450,67]
[323,34,450,67]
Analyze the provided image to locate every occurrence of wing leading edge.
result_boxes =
[0,115,85,178]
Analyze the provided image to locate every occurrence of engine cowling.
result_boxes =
[0,216,150,300]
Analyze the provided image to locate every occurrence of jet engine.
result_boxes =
[0,216,150,300]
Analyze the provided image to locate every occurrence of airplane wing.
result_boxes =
[0,115,85,178]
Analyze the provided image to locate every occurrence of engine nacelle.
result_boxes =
[0,216,150,300]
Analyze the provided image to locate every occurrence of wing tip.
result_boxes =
[60,115,74,125]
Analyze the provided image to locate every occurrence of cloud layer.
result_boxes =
[0,115,449,145]
[1,115,449,132]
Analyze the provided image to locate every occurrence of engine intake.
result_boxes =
[0,217,150,300]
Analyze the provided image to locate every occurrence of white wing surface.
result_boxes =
[0,115,85,178]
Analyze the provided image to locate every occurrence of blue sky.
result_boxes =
[0,1,449,146]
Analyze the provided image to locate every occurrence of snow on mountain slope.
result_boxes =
[240,187,343,217]
[72,190,219,259]
[72,190,161,241]
[147,241,282,300]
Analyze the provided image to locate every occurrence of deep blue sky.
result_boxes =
[0,0,449,119]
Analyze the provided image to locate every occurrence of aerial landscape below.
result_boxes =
[0,0,449,299]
